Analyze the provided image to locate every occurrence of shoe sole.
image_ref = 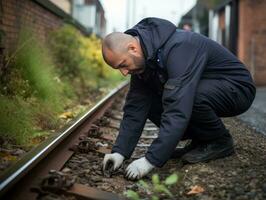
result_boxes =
[182,147,235,164]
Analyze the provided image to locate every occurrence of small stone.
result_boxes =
[235,187,244,195]
[11,149,25,156]
[126,184,138,190]
[92,165,99,170]
[209,184,215,189]
[81,163,90,168]
[95,170,102,175]
[83,169,91,174]
[262,183,266,193]
[231,171,237,176]
[61,167,71,173]
[247,191,257,199]
[91,176,102,182]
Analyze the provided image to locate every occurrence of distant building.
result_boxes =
[0,0,91,71]
[49,0,106,37]
[179,0,266,86]
[208,0,238,55]
[72,0,106,37]
[49,0,72,14]
[178,1,209,36]
[208,0,266,85]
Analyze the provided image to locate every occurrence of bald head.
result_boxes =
[101,32,145,76]
[102,32,134,53]
[102,32,135,65]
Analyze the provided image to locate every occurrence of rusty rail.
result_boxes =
[0,81,128,200]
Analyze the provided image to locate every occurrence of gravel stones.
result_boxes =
[63,95,266,199]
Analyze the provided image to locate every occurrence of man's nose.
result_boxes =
[119,68,129,76]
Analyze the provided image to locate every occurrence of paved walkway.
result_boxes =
[238,87,266,135]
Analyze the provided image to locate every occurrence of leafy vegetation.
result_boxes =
[124,173,179,200]
[0,25,124,146]
[0,29,64,144]
[48,25,123,97]
[0,96,34,144]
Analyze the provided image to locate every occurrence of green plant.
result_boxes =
[16,30,64,110]
[48,25,85,79]
[0,24,124,146]
[48,25,124,95]
[125,190,140,200]
[0,28,67,145]
[0,96,34,144]
[124,173,179,200]
[0,28,69,112]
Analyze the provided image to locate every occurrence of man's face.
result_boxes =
[103,44,146,76]
[114,53,146,76]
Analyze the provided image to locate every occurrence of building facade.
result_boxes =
[0,0,106,72]
[209,0,266,85]
[179,0,266,86]
[72,0,106,37]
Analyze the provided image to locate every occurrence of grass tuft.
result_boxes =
[0,96,34,144]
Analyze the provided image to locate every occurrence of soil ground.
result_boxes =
[62,97,266,200]
[1,92,265,199]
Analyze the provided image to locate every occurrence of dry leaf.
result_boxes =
[59,111,74,119]
[186,185,204,195]
[0,152,17,161]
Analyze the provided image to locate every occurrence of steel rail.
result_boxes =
[0,81,128,200]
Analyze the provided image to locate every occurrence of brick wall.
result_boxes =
[238,0,266,85]
[0,0,63,55]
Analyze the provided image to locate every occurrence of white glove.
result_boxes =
[103,153,125,172]
[125,157,155,180]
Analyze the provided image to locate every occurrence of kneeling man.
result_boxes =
[101,17,256,180]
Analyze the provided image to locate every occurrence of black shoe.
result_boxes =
[181,135,235,164]
[170,140,199,159]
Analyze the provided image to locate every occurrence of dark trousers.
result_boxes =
[148,79,256,141]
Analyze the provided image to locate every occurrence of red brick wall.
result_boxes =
[238,0,266,85]
[0,0,63,53]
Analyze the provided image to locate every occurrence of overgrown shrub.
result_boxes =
[0,29,66,145]
[0,25,124,146]
[48,25,85,79]
[48,25,123,95]
[2,29,67,111]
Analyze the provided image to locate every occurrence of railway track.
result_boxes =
[1,80,265,200]
[0,81,137,200]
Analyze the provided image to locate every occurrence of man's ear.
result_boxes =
[127,42,137,54]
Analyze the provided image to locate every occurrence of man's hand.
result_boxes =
[102,153,125,172]
[125,157,155,180]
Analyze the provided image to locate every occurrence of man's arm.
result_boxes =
[146,33,208,167]
[112,75,152,159]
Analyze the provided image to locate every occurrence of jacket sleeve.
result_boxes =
[112,75,152,158]
[146,34,208,167]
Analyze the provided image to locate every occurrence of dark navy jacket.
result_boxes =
[112,17,255,167]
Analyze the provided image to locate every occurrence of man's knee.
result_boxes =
[193,79,253,117]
